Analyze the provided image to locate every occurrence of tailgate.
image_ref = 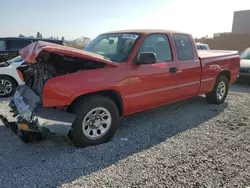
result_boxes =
[198,50,239,60]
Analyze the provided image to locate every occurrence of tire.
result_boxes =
[69,94,120,148]
[205,75,229,104]
[0,75,18,97]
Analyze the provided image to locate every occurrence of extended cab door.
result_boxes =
[172,34,201,99]
[127,33,178,114]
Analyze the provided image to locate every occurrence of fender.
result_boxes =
[42,68,129,114]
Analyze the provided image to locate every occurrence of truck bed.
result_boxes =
[198,50,239,60]
[198,49,240,87]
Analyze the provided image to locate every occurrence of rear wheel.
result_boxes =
[69,95,120,147]
[0,76,17,97]
[205,75,229,104]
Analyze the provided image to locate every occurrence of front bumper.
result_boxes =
[9,85,76,136]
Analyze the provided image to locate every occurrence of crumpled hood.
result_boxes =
[19,41,119,67]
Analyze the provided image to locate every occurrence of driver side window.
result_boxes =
[137,34,172,62]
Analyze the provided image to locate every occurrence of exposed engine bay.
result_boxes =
[18,52,106,98]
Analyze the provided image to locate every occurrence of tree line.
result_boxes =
[18,32,65,41]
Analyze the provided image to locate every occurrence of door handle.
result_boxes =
[169,67,178,73]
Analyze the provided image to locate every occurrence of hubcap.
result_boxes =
[0,79,12,96]
[217,81,226,100]
[82,107,112,140]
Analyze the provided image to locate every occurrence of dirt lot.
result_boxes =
[0,82,250,188]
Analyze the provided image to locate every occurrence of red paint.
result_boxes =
[36,30,240,117]
[17,69,24,81]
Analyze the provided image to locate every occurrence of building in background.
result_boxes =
[196,9,250,52]
[232,10,250,34]
[213,32,231,38]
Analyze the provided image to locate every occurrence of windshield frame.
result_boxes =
[84,33,141,63]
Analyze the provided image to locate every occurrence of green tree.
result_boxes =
[18,34,25,37]
[61,36,65,41]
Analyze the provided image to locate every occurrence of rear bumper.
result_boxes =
[9,85,76,136]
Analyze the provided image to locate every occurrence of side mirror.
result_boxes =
[135,52,157,65]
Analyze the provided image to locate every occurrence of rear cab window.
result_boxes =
[173,34,194,60]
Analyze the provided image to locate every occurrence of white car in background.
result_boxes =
[238,47,250,81]
[196,43,210,50]
[0,55,24,97]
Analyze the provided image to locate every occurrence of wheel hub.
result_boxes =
[82,107,112,140]
[217,81,226,100]
[91,116,102,127]
[0,79,12,96]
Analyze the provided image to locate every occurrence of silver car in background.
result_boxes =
[196,43,210,50]
[239,47,250,81]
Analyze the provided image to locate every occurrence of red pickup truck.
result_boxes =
[4,29,240,147]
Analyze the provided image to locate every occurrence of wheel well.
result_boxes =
[218,71,230,82]
[0,74,18,86]
[70,90,124,117]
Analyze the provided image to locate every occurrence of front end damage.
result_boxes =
[0,41,118,144]
[1,85,76,143]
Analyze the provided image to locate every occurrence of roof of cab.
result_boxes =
[103,29,191,35]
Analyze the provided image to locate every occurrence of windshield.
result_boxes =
[84,33,140,62]
[240,47,250,59]
[6,55,23,65]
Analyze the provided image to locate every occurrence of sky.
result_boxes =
[0,0,250,40]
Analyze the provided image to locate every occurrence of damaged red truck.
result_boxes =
[3,29,240,147]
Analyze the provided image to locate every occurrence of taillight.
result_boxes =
[17,69,24,81]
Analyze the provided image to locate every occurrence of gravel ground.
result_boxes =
[0,83,250,188]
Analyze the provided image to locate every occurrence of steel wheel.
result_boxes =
[82,107,112,140]
[216,81,226,100]
[0,79,13,96]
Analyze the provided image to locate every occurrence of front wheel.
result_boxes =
[69,95,120,148]
[205,75,229,104]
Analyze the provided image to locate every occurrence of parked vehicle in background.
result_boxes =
[196,43,210,50]
[5,29,240,147]
[0,37,64,61]
[238,47,250,80]
[0,55,24,97]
